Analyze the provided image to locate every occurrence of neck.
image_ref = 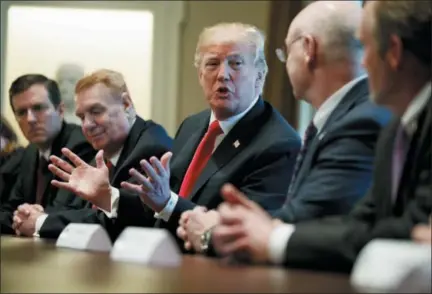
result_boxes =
[306,62,363,109]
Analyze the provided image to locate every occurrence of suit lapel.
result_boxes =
[288,79,369,196]
[189,99,268,200]
[170,118,208,192]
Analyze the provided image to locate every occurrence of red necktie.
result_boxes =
[92,159,114,210]
[179,120,223,198]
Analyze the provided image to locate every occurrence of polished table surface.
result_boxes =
[1,236,354,293]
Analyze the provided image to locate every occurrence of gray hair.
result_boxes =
[194,22,269,79]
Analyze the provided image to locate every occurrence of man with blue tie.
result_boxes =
[212,0,431,273]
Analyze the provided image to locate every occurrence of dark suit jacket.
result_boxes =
[273,78,392,222]
[0,147,25,204]
[283,99,431,273]
[37,116,173,239]
[114,98,301,242]
[0,122,96,234]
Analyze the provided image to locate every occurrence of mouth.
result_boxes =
[216,86,231,97]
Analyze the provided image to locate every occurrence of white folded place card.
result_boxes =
[351,239,431,293]
[56,223,112,252]
[110,227,182,267]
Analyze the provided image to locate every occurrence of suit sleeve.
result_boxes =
[283,154,431,273]
[273,118,382,223]
[0,174,26,234]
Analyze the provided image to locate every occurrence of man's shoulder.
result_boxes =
[133,116,173,147]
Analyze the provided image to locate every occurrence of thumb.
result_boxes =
[161,152,173,171]
[221,183,258,210]
[33,204,44,212]
[95,150,106,169]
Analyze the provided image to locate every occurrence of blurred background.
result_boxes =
[1,0,319,145]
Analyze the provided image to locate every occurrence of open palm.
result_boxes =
[49,148,111,208]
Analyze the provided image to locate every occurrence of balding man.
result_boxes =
[212,0,431,273]
[180,1,391,253]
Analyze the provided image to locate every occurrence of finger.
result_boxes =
[51,180,78,194]
[49,155,74,173]
[15,229,21,236]
[193,206,208,213]
[218,203,246,225]
[48,164,71,182]
[150,157,166,177]
[412,225,432,244]
[95,150,106,169]
[217,237,249,256]
[129,169,153,190]
[17,204,31,215]
[140,160,159,181]
[184,241,192,251]
[179,211,192,227]
[221,184,259,211]
[13,215,23,227]
[160,152,173,172]
[33,204,44,213]
[176,226,188,241]
[121,181,145,195]
[212,224,245,243]
[61,148,87,168]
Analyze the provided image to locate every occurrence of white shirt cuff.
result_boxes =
[268,223,295,265]
[34,213,49,237]
[99,186,119,219]
[154,191,179,222]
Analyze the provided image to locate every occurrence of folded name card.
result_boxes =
[56,223,112,252]
[351,239,431,293]
[110,227,182,267]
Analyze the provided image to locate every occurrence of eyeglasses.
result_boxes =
[275,36,304,63]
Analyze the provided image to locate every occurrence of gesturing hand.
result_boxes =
[121,152,172,213]
[48,148,112,211]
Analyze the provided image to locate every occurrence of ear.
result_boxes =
[255,70,265,93]
[120,92,132,110]
[57,102,65,118]
[386,34,403,71]
[302,35,317,69]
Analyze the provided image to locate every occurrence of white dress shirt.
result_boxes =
[34,147,123,235]
[269,81,431,265]
[268,75,370,264]
[107,95,261,221]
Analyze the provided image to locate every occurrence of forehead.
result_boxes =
[75,83,116,109]
[12,84,51,107]
[201,42,254,59]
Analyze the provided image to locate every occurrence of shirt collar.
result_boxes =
[209,95,260,134]
[401,81,431,136]
[39,147,51,161]
[313,75,367,133]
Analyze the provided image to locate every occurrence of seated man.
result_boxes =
[0,74,95,235]
[49,23,301,243]
[178,0,391,253]
[212,0,431,273]
[19,69,173,239]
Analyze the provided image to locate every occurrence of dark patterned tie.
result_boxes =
[35,156,48,205]
[287,122,318,196]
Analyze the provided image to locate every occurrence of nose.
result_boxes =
[25,109,37,123]
[217,61,231,81]
[82,114,96,130]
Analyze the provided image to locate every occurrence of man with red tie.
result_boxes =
[50,22,301,242]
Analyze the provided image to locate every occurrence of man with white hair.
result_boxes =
[212,0,431,273]
[51,23,301,242]
[179,1,391,253]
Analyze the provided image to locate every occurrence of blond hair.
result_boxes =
[75,69,129,98]
[194,22,268,77]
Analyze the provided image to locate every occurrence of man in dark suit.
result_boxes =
[49,23,301,242]
[212,0,431,273]
[21,69,172,239]
[178,1,390,253]
[0,74,95,235]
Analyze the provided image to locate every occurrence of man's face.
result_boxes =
[75,83,131,153]
[198,42,261,120]
[284,29,312,101]
[359,2,396,106]
[12,84,64,147]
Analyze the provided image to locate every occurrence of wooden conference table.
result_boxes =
[1,236,354,293]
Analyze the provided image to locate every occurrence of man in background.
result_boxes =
[0,74,95,235]
[212,0,431,273]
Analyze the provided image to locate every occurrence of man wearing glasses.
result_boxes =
[180,0,392,254]
[0,74,95,235]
